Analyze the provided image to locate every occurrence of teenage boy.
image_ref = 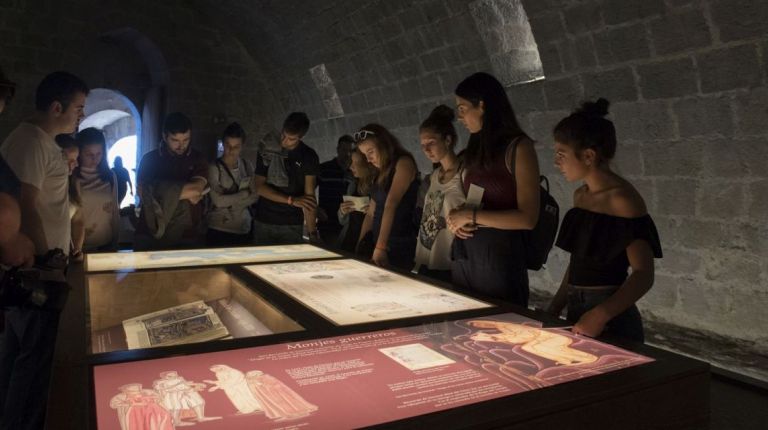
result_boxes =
[252,112,320,244]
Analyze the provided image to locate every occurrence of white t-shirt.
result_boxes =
[78,167,119,250]
[414,167,466,271]
[0,122,71,254]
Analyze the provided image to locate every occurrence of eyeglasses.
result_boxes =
[353,130,376,143]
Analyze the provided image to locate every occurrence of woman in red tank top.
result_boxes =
[446,72,541,306]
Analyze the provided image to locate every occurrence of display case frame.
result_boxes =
[49,244,709,430]
[84,266,306,355]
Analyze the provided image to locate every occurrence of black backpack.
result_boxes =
[524,176,559,270]
[507,138,560,271]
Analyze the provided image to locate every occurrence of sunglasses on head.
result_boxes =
[353,130,376,143]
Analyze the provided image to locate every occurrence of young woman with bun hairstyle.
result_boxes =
[355,124,419,269]
[546,98,662,342]
[414,105,464,283]
[446,72,541,306]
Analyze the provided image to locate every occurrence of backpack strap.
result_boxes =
[215,158,240,193]
[504,135,524,176]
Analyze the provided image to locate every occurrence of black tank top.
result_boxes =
[371,161,419,239]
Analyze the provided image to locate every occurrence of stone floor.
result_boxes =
[710,376,768,430]
[645,319,768,383]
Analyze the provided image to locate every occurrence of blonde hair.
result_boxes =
[351,151,375,196]
[357,123,413,187]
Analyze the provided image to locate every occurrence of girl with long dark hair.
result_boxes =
[446,72,541,306]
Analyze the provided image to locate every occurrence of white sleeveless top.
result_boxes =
[414,167,465,270]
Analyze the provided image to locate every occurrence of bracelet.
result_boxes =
[287,195,293,206]
[472,207,477,225]
[375,245,389,252]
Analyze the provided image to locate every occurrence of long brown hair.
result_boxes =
[75,127,114,185]
[357,123,413,187]
[350,150,375,196]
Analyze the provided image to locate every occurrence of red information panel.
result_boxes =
[93,313,653,429]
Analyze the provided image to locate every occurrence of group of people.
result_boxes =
[0,68,662,429]
[323,73,661,348]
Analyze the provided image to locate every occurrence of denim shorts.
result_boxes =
[567,286,645,343]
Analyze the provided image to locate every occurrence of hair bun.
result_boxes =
[428,104,455,122]
[579,98,610,117]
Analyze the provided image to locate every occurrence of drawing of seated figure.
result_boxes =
[153,371,221,426]
[206,364,264,414]
[468,320,598,366]
[245,370,318,421]
[109,383,174,430]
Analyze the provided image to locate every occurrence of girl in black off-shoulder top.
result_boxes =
[546,99,663,342]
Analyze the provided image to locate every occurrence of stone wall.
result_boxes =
[516,0,768,372]
[1,0,765,378]
[0,0,277,161]
[191,0,492,165]
[193,0,767,376]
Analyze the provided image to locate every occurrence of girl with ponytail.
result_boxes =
[414,105,464,283]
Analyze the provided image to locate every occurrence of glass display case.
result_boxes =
[244,259,493,325]
[52,245,709,430]
[86,267,303,354]
[92,312,655,430]
[84,244,340,272]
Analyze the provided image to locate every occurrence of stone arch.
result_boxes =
[98,27,171,156]
[79,88,142,207]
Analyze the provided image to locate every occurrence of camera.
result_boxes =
[0,249,70,310]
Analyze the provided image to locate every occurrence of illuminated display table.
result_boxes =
[84,244,341,272]
[50,245,708,429]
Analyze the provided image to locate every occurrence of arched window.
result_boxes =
[80,89,141,207]
[310,63,345,119]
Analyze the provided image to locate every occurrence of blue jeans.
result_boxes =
[0,306,63,430]
[567,288,645,343]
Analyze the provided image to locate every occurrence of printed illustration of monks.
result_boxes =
[153,371,221,426]
[109,383,174,430]
[468,320,598,365]
[245,370,318,421]
[205,364,264,414]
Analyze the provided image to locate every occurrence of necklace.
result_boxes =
[438,161,460,183]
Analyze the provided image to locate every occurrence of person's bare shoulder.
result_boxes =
[573,184,589,207]
[609,186,647,218]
